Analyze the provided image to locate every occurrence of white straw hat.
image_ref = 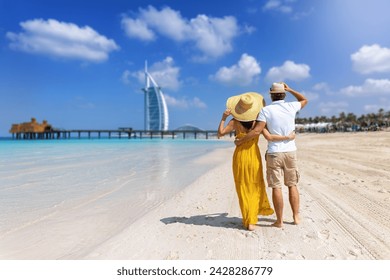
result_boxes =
[226,92,264,121]
[269,82,286,94]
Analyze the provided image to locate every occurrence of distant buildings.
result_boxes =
[175,124,203,131]
[9,118,54,139]
[9,118,52,134]
[142,62,169,131]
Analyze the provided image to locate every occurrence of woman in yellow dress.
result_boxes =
[218,92,294,231]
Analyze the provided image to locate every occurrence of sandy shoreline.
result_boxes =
[85,131,390,260]
[0,132,388,260]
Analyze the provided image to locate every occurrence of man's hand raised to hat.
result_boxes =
[282,83,309,109]
[283,82,291,92]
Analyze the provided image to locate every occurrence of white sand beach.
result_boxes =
[0,132,389,260]
[85,131,390,260]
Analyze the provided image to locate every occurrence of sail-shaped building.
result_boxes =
[142,62,169,131]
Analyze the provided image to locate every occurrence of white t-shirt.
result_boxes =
[258,100,301,153]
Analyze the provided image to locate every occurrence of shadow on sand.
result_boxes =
[161,213,277,230]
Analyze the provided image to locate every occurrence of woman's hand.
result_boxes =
[222,108,231,120]
[286,130,296,140]
[218,109,234,139]
[234,137,243,146]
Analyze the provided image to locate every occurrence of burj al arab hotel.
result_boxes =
[142,62,169,131]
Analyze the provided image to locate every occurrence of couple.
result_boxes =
[218,82,308,230]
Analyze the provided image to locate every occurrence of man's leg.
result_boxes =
[288,185,300,225]
[284,151,300,225]
[272,188,284,228]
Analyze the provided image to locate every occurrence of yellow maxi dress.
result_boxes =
[233,132,274,228]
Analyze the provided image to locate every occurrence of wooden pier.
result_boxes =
[11,129,231,140]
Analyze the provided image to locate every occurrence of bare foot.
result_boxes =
[248,224,256,231]
[272,222,283,228]
[293,214,301,225]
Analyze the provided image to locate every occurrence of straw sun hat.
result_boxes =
[226,92,264,121]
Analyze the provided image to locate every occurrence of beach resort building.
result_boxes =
[9,118,52,134]
[142,62,169,131]
[9,118,53,139]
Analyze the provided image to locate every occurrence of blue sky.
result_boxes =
[1,0,390,136]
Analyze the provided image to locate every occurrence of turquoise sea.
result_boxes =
[0,138,233,258]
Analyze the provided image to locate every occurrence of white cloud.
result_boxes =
[7,18,119,62]
[146,57,181,90]
[190,15,238,59]
[243,24,256,34]
[318,101,349,115]
[164,95,188,108]
[121,6,241,59]
[340,78,390,97]
[121,70,131,84]
[351,44,390,74]
[312,82,330,92]
[164,94,207,109]
[311,82,337,96]
[301,90,319,101]
[263,0,312,20]
[291,8,314,20]
[263,0,293,14]
[364,98,390,113]
[129,57,181,91]
[265,60,310,82]
[211,53,261,86]
[121,17,155,41]
[192,97,207,108]
[138,6,189,41]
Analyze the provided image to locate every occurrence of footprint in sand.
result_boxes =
[236,230,257,239]
[245,231,259,238]
[304,216,315,223]
[348,250,358,258]
[303,231,319,243]
[165,251,179,260]
[325,254,336,260]
[348,245,364,259]
[277,250,296,259]
[319,229,330,240]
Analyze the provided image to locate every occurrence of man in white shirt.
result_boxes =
[235,82,308,228]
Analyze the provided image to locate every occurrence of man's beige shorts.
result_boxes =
[266,151,300,188]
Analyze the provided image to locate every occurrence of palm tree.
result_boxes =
[346,112,357,123]
[339,112,346,121]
